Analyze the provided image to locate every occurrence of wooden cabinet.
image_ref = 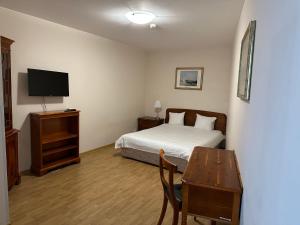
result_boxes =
[1,36,20,190]
[6,129,20,189]
[1,37,13,131]
[30,111,80,176]
[137,117,164,131]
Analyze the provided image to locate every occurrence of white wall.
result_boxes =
[0,40,10,225]
[227,0,300,225]
[144,48,232,117]
[0,7,146,171]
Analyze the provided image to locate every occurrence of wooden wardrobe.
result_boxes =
[1,36,20,190]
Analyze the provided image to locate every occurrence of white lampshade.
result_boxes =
[154,100,161,109]
[126,11,155,25]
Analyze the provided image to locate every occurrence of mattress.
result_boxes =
[115,124,225,160]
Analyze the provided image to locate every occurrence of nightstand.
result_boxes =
[138,117,164,131]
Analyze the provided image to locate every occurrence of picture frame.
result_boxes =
[237,20,256,101]
[175,67,204,90]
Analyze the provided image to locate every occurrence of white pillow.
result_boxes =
[194,114,217,130]
[168,112,185,125]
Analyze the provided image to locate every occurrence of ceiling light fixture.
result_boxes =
[126,11,155,25]
[150,23,157,29]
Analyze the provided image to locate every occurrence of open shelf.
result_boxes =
[42,156,80,171]
[43,145,78,157]
[31,110,80,176]
[42,132,78,144]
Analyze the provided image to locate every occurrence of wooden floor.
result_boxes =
[9,145,216,225]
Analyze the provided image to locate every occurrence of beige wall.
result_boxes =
[144,48,232,117]
[0,7,234,172]
[0,7,146,171]
[227,0,300,224]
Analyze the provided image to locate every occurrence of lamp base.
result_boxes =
[155,108,161,120]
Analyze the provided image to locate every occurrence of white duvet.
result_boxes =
[115,124,225,160]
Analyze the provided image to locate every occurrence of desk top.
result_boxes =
[182,147,242,193]
[31,110,80,117]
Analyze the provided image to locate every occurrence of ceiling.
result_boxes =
[0,0,244,51]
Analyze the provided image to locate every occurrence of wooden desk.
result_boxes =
[181,147,243,225]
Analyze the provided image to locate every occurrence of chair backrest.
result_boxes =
[159,149,180,208]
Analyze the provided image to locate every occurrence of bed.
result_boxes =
[115,108,227,172]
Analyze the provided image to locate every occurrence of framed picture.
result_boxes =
[175,67,204,90]
[237,20,256,101]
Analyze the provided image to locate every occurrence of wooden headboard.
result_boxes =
[165,108,227,135]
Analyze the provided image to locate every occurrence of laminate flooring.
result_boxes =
[9,145,216,225]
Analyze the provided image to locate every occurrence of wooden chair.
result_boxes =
[157,149,209,225]
[157,149,182,225]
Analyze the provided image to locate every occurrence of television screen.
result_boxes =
[28,69,69,96]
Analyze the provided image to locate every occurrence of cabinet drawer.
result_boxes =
[188,186,233,222]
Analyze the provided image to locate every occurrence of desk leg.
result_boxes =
[231,192,241,225]
[181,184,189,225]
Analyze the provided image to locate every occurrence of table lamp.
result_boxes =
[154,100,162,119]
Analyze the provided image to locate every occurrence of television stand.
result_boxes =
[30,110,80,176]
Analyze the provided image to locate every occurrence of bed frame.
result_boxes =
[119,108,227,172]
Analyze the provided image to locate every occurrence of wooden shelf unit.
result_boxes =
[30,110,80,176]
[42,132,78,144]
[1,36,21,190]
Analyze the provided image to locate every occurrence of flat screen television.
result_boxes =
[28,68,69,96]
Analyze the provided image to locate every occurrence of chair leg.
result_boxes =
[157,196,168,225]
[172,208,179,225]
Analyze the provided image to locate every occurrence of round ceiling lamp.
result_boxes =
[125,11,155,25]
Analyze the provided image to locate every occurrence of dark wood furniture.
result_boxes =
[1,37,13,131]
[181,147,243,225]
[157,149,182,225]
[138,116,164,131]
[5,129,20,189]
[165,108,227,135]
[30,110,80,176]
[1,36,21,190]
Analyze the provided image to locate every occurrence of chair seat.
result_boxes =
[174,184,182,202]
[174,184,182,210]
[163,183,182,206]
